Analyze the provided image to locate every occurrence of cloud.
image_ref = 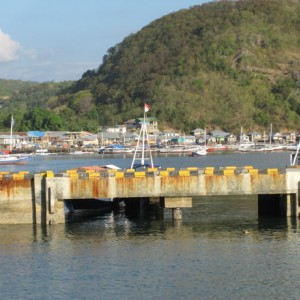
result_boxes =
[0,29,20,62]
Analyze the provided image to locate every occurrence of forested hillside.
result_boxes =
[1,0,300,133]
[0,80,73,131]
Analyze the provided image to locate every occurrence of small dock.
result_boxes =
[0,165,300,224]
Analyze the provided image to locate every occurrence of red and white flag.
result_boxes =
[144,103,150,113]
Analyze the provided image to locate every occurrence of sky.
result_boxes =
[0,0,209,82]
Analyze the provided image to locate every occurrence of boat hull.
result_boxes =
[0,156,30,165]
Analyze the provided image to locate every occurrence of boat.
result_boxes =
[98,144,133,154]
[159,145,198,154]
[130,103,160,170]
[35,149,49,155]
[69,150,94,155]
[0,115,30,165]
[191,148,207,157]
[191,128,208,156]
[238,142,255,152]
[76,164,121,171]
[0,154,30,165]
[207,144,229,152]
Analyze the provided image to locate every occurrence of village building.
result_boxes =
[171,135,196,145]
[226,133,237,144]
[0,133,29,150]
[282,132,296,144]
[210,130,230,144]
[124,117,159,134]
[247,131,262,143]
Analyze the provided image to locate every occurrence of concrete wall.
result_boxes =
[1,167,300,224]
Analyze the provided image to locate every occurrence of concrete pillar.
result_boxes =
[172,208,182,220]
[34,174,46,225]
[161,197,192,220]
[282,193,298,217]
[45,178,65,224]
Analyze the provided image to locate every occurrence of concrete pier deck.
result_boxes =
[1,166,300,224]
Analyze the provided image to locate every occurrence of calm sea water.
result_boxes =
[1,152,300,300]
[0,150,293,173]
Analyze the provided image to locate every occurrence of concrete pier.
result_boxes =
[1,166,300,224]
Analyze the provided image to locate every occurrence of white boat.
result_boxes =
[99,144,133,154]
[191,128,208,156]
[238,142,255,152]
[70,150,94,155]
[0,115,30,165]
[35,149,49,155]
[159,145,198,154]
[191,148,207,157]
[286,144,299,151]
[0,154,30,165]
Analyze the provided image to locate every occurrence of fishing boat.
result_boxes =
[0,154,30,165]
[35,149,50,155]
[130,103,160,170]
[99,144,133,154]
[0,115,30,165]
[159,145,198,154]
[191,147,207,157]
[191,129,207,157]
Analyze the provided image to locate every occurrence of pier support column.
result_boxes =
[33,174,45,225]
[161,197,192,220]
[172,208,182,220]
[45,178,65,224]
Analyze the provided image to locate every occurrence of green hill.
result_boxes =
[1,0,300,133]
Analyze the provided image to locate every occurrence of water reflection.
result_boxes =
[55,196,300,242]
[1,196,300,300]
[0,196,299,248]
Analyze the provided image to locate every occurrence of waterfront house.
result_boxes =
[191,128,205,137]
[247,131,262,142]
[281,132,296,144]
[102,125,127,134]
[239,132,251,143]
[98,132,137,146]
[0,133,29,150]
[226,134,237,144]
[125,117,159,134]
[210,130,230,144]
[27,131,47,147]
[77,134,99,147]
[157,131,179,145]
[171,135,196,145]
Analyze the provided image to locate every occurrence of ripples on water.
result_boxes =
[0,152,300,299]
[1,196,300,300]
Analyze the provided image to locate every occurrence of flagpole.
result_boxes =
[10,115,13,152]
[141,110,146,165]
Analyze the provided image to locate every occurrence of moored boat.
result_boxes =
[159,145,198,154]
[99,144,133,154]
[191,147,207,157]
[76,164,121,171]
[0,154,30,165]
[0,115,31,165]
